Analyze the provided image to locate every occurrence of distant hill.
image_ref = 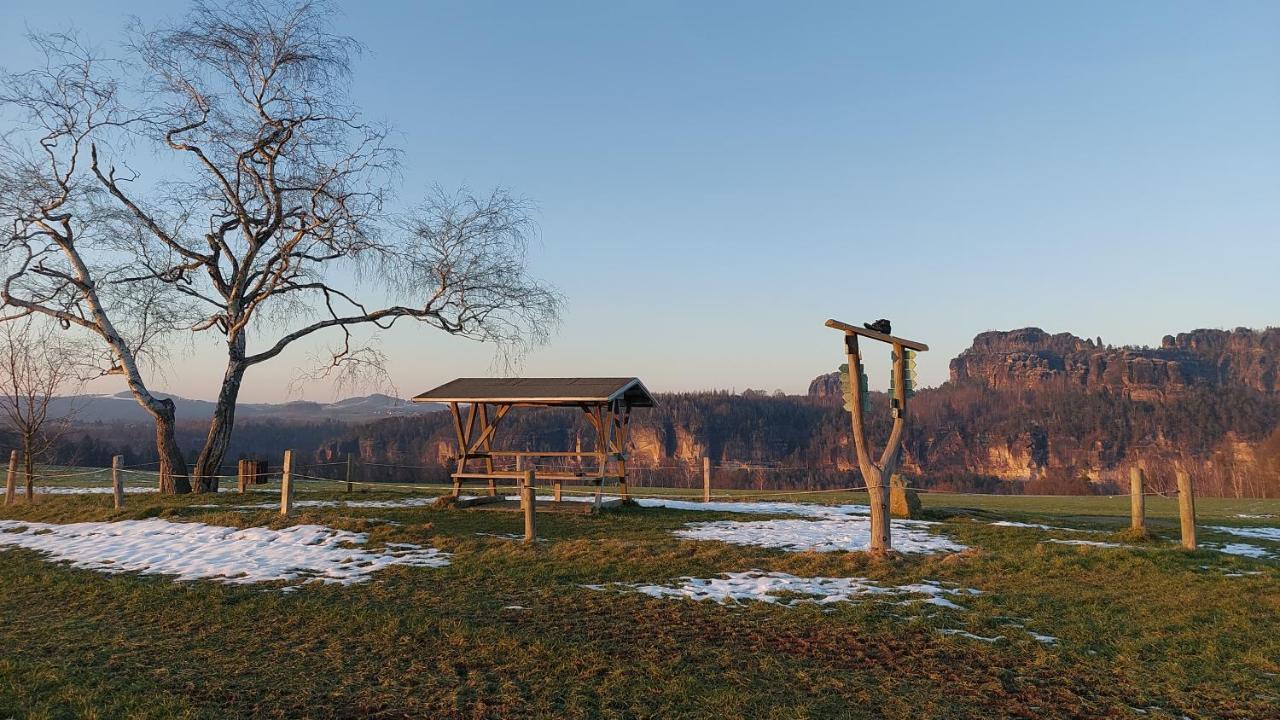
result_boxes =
[53,392,443,425]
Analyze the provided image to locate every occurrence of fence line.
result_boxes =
[18,455,1214,501]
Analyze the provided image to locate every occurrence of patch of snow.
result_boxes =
[1208,525,1280,542]
[1236,514,1276,519]
[673,517,965,554]
[1044,539,1125,548]
[584,570,978,608]
[990,520,1084,533]
[1028,632,1058,644]
[540,494,871,519]
[938,629,1003,643]
[0,518,449,589]
[1206,542,1271,559]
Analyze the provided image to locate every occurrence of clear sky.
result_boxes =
[3,1,1278,402]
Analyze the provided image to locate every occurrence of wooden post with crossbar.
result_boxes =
[825,319,928,556]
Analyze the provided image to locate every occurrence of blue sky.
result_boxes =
[3,1,1278,401]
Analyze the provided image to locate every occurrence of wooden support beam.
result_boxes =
[824,318,929,351]
[449,402,467,496]
[467,403,511,455]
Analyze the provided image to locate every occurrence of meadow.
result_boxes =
[0,475,1277,719]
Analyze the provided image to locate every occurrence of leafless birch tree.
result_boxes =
[1,2,561,492]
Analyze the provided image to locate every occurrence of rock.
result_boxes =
[890,474,922,519]
[947,327,1280,397]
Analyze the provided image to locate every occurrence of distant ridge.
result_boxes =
[49,392,443,424]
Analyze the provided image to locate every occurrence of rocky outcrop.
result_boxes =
[948,327,1278,399]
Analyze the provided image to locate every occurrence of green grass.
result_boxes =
[1,483,1277,719]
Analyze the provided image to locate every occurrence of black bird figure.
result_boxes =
[864,319,892,335]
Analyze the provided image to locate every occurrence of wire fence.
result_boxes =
[5,452,1203,504]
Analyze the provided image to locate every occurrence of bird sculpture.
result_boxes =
[864,318,892,335]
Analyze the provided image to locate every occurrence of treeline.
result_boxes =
[38,382,1280,496]
[308,384,1280,496]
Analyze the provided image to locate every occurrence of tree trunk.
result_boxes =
[22,438,33,502]
[192,341,246,493]
[151,398,190,494]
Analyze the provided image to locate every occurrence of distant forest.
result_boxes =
[36,380,1280,497]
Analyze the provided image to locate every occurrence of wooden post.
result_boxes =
[280,449,294,516]
[703,456,711,503]
[345,453,354,493]
[522,469,536,544]
[3,450,15,507]
[235,460,246,494]
[1176,469,1196,550]
[554,480,562,502]
[1129,467,1145,532]
[111,455,124,510]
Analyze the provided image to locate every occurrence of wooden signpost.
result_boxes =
[825,318,929,555]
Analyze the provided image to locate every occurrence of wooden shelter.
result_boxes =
[411,377,656,500]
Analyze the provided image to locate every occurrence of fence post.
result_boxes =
[280,449,294,516]
[111,455,124,510]
[1176,469,1196,550]
[1129,467,1145,532]
[703,456,711,503]
[523,469,536,544]
[345,453,353,493]
[3,450,15,507]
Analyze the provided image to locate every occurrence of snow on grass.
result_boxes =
[938,629,1004,643]
[0,518,449,589]
[1028,632,1059,644]
[673,517,965,554]
[584,570,979,608]
[1208,525,1280,542]
[1206,542,1272,559]
[634,498,870,518]
[1044,539,1126,549]
[990,520,1085,533]
[536,494,871,518]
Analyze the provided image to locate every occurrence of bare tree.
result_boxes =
[3,2,561,493]
[0,35,196,493]
[0,319,84,501]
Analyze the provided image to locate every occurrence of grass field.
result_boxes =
[1,477,1277,719]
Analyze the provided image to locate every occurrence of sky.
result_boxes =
[2,1,1278,402]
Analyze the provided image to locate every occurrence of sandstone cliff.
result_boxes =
[948,327,1278,400]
